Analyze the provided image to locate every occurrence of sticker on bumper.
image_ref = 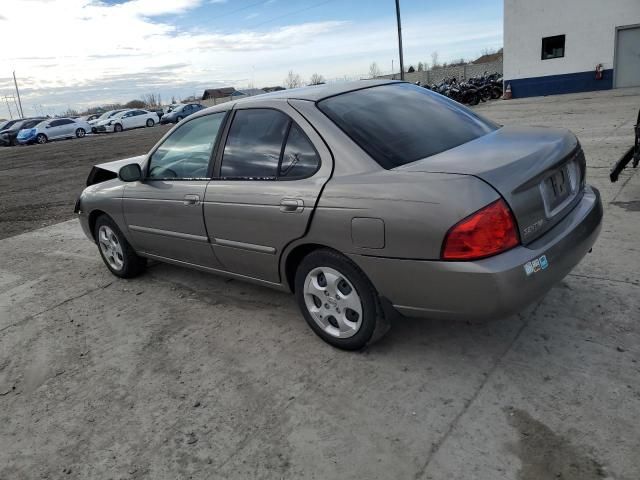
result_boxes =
[524,255,549,276]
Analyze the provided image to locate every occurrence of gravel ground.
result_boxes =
[1,89,639,480]
[0,125,171,239]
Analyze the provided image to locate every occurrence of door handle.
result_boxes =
[183,194,200,206]
[280,198,304,213]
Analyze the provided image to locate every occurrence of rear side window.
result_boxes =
[318,83,498,169]
[220,109,320,179]
[280,124,320,178]
[221,109,290,178]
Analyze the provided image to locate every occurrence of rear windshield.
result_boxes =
[318,83,498,169]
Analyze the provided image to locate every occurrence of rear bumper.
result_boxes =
[351,186,603,321]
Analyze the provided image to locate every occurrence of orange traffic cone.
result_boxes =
[503,83,512,100]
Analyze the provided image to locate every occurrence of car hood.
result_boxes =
[94,155,147,173]
[85,155,147,186]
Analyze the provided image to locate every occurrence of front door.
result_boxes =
[123,111,228,268]
[203,102,332,283]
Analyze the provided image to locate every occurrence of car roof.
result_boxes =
[236,79,400,103]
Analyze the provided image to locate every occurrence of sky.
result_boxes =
[0,0,503,117]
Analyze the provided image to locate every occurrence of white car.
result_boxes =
[89,109,126,133]
[94,109,159,133]
[17,117,92,144]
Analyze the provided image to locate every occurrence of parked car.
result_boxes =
[0,118,26,134]
[0,117,46,146]
[75,81,602,350]
[160,103,205,124]
[17,117,91,144]
[93,109,159,133]
[89,109,125,133]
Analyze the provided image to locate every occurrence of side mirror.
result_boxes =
[119,163,142,182]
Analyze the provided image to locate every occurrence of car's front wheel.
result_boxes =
[36,133,47,144]
[114,123,123,133]
[94,215,146,278]
[76,128,86,138]
[176,116,183,123]
[295,249,383,350]
[146,118,155,127]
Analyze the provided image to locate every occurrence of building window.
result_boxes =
[541,35,565,60]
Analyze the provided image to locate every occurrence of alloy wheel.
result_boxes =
[98,225,124,271]
[303,266,363,339]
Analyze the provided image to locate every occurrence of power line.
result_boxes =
[248,0,338,29]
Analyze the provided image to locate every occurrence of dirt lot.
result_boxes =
[0,125,171,239]
[1,89,639,480]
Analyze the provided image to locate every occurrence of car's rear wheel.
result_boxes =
[91,127,97,133]
[114,123,123,133]
[94,215,146,278]
[295,249,383,350]
[75,128,86,138]
[176,116,183,122]
[146,118,155,127]
[36,133,47,144]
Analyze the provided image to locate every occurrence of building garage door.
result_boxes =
[615,26,640,88]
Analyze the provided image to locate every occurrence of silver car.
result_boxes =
[75,81,602,350]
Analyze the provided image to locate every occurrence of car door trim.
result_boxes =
[213,237,276,254]
[140,252,286,289]
[128,224,209,243]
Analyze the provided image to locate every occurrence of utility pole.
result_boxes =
[4,96,14,119]
[13,71,24,118]
[392,59,394,79]
[395,0,405,80]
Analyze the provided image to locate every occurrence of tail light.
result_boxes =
[442,199,520,261]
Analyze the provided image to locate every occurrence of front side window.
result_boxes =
[318,83,498,169]
[148,112,226,180]
[221,109,290,178]
[542,35,565,60]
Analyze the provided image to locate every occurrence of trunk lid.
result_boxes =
[395,126,586,244]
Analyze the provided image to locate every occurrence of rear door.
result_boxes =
[123,111,229,267]
[203,99,332,283]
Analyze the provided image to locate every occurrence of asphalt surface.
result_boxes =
[0,125,171,239]
[1,89,639,480]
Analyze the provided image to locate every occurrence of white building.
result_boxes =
[504,0,640,98]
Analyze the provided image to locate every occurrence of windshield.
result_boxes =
[0,119,21,131]
[318,83,498,169]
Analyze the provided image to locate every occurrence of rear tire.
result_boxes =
[94,215,146,279]
[294,249,384,350]
[75,128,86,138]
[146,118,155,127]
[176,116,183,123]
[114,123,123,133]
[36,133,47,144]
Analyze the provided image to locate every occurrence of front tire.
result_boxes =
[114,123,123,133]
[146,118,155,127]
[75,128,86,138]
[176,116,183,123]
[94,215,146,278]
[36,133,47,144]
[294,249,383,350]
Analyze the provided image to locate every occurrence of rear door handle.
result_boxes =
[280,198,304,213]
[183,194,200,206]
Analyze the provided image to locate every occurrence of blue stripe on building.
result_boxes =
[506,69,614,98]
